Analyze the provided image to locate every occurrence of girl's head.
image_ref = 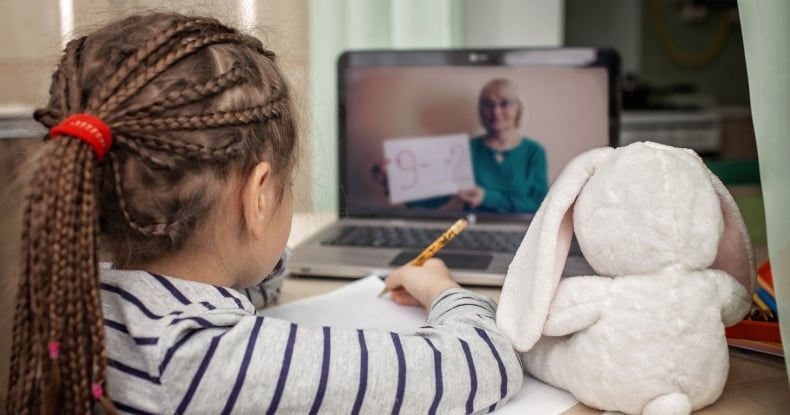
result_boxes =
[478,78,524,136]
[8,13,296,413]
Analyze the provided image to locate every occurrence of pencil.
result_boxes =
[756,275,776,300]
[756,286,778,314]
[752,293,775,320]
[378,218,468,297]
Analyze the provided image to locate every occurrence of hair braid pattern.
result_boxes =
[8,13,297,414]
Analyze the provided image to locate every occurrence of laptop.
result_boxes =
[289,47,621,286]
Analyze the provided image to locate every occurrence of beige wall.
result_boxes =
[0,0,312,211]
[0,1,310,410]
[0,0,62,105]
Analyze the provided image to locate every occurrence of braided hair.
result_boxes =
[7,13,297,414]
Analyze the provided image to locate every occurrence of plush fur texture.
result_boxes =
[496,142,755,415]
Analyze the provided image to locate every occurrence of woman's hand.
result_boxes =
[438,195,466,211]
[371,159,390,195]
[383,258,459,309]
[458,187,485,208]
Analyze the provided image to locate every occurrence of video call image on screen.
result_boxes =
[343,65,609,216]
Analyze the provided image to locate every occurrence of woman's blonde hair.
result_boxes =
[477,77,524,128]
[7,13,297,414]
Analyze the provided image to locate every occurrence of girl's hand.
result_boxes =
[383,258,459,309]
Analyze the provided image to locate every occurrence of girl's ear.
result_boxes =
[496,146,614,352]
[241,161,273,240]
[707,168,756,296]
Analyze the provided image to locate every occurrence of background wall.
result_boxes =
[463,0,564,48]
[566,0,748,108]
[639,0,748,107]
[564,0,641,75]
[0,0,312,211]
[0,0,61,106]
[308,0,566,213]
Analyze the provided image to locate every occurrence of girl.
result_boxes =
[7,13,523,414]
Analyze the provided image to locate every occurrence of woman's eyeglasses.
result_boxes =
[479,99,514,110]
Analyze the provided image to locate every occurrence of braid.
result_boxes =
[7,139,95,414]
[7,244,31,412]
[116,101,282,132]
[116,132,245,167]
[33,108,62,129]
[28,148,62,411]
[115,63,249,119]
[108,154,180,240]
[99,32,248,116]
[64,38,86,112]
[37,144,74,414]
[9,12,297,414]
[64,146,101,414]
[88,17,226,111]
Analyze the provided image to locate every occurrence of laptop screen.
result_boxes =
[338,48,620,222]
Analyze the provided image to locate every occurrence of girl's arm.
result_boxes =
[153,289,523,414]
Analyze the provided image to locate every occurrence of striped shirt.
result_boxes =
[100,269,523,414]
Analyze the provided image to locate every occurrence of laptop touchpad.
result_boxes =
[389,251,493,270]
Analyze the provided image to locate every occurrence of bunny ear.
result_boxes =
[708,171,756,295]
[497,147,614,352]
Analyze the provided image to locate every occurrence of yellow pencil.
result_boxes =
[378,218,468,297]
[752,293,775,319]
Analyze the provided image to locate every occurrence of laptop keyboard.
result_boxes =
[321,225,526,253]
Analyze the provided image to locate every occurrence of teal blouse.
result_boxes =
[469,136,548,213]
[407,136,548,213]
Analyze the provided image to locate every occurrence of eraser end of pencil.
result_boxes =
[454,218,468,230]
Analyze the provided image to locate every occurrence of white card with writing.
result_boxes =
[383,133,475,204]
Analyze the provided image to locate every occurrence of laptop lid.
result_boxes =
[338,47,620,222]
[287,47,620,285]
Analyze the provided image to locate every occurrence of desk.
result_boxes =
[284,213,789,414]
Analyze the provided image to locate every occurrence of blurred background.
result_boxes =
[0,0,759,213]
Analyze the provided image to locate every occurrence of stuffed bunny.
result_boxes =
[496,141,755,415]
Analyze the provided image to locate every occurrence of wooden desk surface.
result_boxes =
[284,213,790,414]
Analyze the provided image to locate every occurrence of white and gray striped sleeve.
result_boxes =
[148,287,522,414]
[241,250,289,309]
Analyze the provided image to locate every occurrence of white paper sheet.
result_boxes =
[383,133,476,204]
[259,276,428,332]
[259,276,579,414]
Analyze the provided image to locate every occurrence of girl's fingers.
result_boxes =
[390,288,422,307]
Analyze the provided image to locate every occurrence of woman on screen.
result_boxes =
[375,77,549,214]
[456,77,549,213]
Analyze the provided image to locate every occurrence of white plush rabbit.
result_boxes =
[496,141,755,415]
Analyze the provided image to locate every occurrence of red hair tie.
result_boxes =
[91,383,104,400]
[49,114,113,161]
[48,341,61,360]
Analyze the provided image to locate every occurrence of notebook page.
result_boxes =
[258,275,579,414]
